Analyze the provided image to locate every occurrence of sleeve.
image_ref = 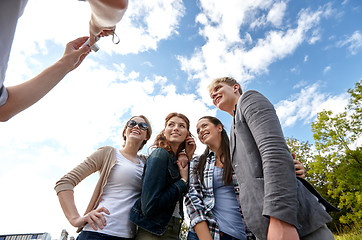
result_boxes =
[184,156,208,228]
[0,86,8,107]
[240,90,298,226]
[54,147,107,194]
[140,148,187,218]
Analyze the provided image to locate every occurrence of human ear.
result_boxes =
[233,84,239,93]
[217,125,223,132]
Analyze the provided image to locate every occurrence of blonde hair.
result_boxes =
[208,77,243,95]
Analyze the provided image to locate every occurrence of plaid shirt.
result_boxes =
[185,151,254,240]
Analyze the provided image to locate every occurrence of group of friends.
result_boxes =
[1,1,338,240]
[55,77,338,240]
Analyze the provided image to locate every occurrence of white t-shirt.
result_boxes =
[84,151,144,238]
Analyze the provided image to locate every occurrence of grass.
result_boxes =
[334,225,361,240]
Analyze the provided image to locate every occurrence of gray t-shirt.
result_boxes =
[212,166,247,240]
[0,0,28,106]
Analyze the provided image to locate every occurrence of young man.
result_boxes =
[208,77,337,240]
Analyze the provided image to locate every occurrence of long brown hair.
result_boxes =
[152,112,191,155]
[195,116,232,185]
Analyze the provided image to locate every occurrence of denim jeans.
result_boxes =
[187,231,243,240]
[77,231,134,240]
[186,231,198,240]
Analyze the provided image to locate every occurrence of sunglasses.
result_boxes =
[127,120,149,131]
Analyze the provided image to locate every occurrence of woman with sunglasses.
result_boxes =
[185,116,306,240]
[55,115,152,240]
[130,112,196,240]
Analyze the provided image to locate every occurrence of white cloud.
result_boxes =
[178,1,331,104]
[142,61,154,67]
[323,65,331,74]
[304,55,309,62]
[267,1,287,27]
[293,80,308,89]
[276,83,349,127]
[337,30,362,55]
[290,66,300,74]
[11,0,185,57]
[308,28,321,44]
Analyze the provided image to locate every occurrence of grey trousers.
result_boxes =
[301,225,334,240]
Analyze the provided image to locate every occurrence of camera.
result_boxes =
[81,39,100,52]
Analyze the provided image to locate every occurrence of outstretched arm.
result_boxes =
[0,37,90,122]
[87,0,128,45]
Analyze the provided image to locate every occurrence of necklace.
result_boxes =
[215,156,224,168]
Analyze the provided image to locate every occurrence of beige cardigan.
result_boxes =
[54,146,146,232]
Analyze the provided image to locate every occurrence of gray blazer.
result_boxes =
[230,90,336,240]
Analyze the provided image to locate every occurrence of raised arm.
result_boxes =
[87,0,128,45]
[0,37,90,122]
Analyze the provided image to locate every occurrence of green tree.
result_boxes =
[286,137,313,180]
[311,80,362,228]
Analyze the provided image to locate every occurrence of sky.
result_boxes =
[0,0,361,238]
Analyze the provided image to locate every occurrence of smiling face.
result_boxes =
[123,116,149,147]
[209,82,240,114]
[164,116,189,148]
[196,118,222,151]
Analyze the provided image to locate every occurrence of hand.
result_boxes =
[177,159,189,183]
[70,207,110,230]
[292,153,306,179]
[184,136,196,160]
[178,152,189,168]
[59,37,91,72]
[267,217,299,240]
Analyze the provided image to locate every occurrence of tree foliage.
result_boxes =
[286,80,361,232]
[310,80,361,228]
[285,137,313,179]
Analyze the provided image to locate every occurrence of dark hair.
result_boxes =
[195,116,232,185]
[122,115,152,151]
[152,112,190,155]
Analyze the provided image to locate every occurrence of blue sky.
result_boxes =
[0,0,361,238]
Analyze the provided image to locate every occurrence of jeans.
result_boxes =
[187,231,243,240]
[186,231,198,240]
[77,231,134,240]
